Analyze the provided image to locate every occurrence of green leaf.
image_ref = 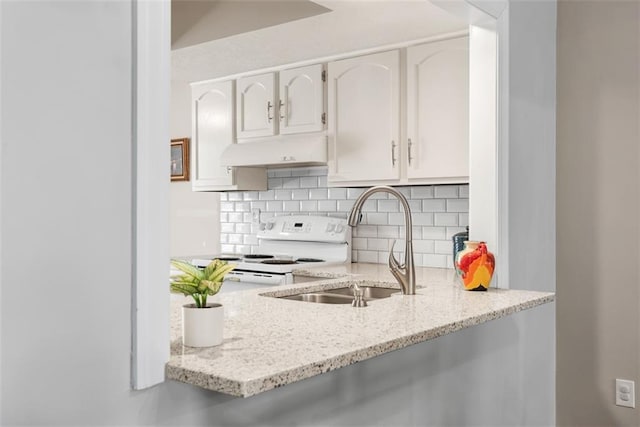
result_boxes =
[207,263,236,282]
[170,281,199,296]
[203,280,223,296]
[170,260,204,281]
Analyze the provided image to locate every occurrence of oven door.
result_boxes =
[221,270,292,293]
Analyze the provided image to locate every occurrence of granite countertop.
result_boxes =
[166,263,555,397]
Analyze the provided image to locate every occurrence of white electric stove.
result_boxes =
[191,215,351,292]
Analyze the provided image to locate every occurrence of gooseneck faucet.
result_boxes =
[347,186,416,295]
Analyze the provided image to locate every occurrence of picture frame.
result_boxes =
[171,138,190,181]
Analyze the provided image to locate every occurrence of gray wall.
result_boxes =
[1,1,555,425]
[557,1,640,425]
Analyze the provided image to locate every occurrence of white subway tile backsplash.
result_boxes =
[291,189,309,200]
[357,250,378,263]
[459,213,469,227]
[309,188,328,200]
[337,199,355,212]
[268,178,283,189]
[447,199,469,212]
[235,202,250,212]
[283,201,300,212]
[434,213,459,226]
[422,226,447,240]
[220,202,235,212]
[221,223,235,233]
[378,226,399,239]
[378,199,399,212]
[299,176,318,188]
[347,188,365,199]
[219,166,468,268]
[423,254,448,268]
[412,213,434,226]
[236,223,251,234]
[300,200,318,212]
[259,190,275,201]
[352,237,367,250]
[228,234,243,244]
[434,185,459,199]
[228,212,243,223]
[413,240,435,253]
[434,240,452,255]
[283,177,300,189]
[243,191,259,201]
[266,201,283,212]
[317,200,337,212]
[367,238,390,251]
[411,186,434,199]
[275,189,292,200]
[422,199,446,212]
[353,225,377,238]
[328,188,346,199]
[366,212,388,225]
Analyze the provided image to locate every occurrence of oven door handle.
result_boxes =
[224,271,285,285]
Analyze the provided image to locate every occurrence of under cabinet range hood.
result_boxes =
[220,135,327,167]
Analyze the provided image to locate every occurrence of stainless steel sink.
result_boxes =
[278,286,400,304]
[323,286,400,299]
[280,293,353,304]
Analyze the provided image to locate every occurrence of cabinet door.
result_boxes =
[191,80,235,189]
[279,64,324,135]
[236,73,277,138]
[328,50,400,184]
[406,37,469,181]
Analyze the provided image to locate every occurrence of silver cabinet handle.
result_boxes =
[391,140,397,166]
[267,101,274,122]
[226,166,232,175]
[279,99,285,121]
[408,138,413,166]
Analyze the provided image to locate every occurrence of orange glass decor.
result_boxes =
[455,241,495,291]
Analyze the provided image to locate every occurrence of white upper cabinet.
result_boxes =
[406,36,469,182]
[192,80,266,191]
[236,73,277,138]
[237,65,325,139]
[327,50,401,184]
[279,64,325,135]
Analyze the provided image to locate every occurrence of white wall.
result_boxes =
[557,1,639,425]
[1,1,555,425]
[170,80,220,257]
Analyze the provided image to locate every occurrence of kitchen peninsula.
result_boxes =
[166,264,554,397]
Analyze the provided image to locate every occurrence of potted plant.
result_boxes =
[170,259,236,347]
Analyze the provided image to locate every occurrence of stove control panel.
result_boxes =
[258,215,350,243]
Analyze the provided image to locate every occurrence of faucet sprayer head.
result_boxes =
[347,210,362,227]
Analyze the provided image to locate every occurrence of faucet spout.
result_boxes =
[348,186,416,295]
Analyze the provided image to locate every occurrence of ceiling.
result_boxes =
[171,0,468,83]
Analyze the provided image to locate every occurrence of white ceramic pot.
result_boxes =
[182,303,224,347]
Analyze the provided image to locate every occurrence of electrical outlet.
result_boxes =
[251,208,261,224]
[616,379,635,408]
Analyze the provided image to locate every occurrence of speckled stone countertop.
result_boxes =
[166,263,554,397]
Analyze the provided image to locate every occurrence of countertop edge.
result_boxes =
[166,291,555,398]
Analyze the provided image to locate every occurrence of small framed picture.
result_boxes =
[171,138,190,181]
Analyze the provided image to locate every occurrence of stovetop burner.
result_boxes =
[216,256,241,261]
[244,254,274,260]
[261,259,298,265]
[296,258,325,263]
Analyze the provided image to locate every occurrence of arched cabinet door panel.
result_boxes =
[279,63,325,135]
[236,73,277,139]
[406,36,469,181]
[328,50,401,185]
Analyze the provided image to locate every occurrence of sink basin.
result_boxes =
[280,293,353,304]
[277,286,400,304]
[323,286,400,299]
